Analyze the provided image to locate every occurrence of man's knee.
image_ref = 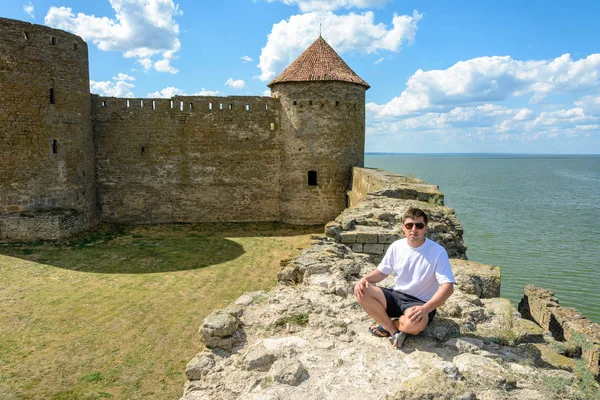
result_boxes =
[355,285,385,306]
[398,315,428,335]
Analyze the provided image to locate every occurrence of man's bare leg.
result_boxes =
[397,306,429,334]
[355,285,397,335]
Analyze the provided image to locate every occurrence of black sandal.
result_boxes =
[368,325,391,338]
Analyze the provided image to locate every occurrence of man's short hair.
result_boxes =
[402,208,428,225]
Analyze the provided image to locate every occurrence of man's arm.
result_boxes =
[353,269,388,300]
[406,283,454,323]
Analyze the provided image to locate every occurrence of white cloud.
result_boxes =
[370,53,600,118]
[154,59,179,74]
[23,2,34,18]
[241,55,253,63]
[575,94,600,116]
[257,10,422,81]
[374,57,384,65]
[514,108,534,121]
[225,78,246,89]
[147,87,219,98]
[44,0,183,74]
[113,73,135,81]
[263,0,391,12]
[263,89,272,97]
[90,76,135,97]
[138,58,153,71]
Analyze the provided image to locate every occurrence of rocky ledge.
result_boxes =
[181,168,599,400]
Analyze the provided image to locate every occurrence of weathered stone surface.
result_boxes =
[333,182,467,260]
[242,348,276,372]
[453,353,509,386]
[519,285,600,380]
[451,259,501,299]
[445,337,485,353]
[270,359,307,386]
[185,352,216,380]
[0,18,96,241]
[199,310,244,351]
[181,168,598,399]
[183,238,599,399]
[1,19,368,241]
[234,291,268,307]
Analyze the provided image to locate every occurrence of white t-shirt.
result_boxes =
[377,238,455,302]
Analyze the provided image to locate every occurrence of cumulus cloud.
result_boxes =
[369,53,600,118]
[225,78,246,89]
[241,55,253,63]
[575,94,600,116]
[263,0,391,12]
[113,73,135,81]
[263,89,272,97]
[154,59,179,74]
[23,2,35,18]
[90,75,136,97]
[147,87,220,98]
[44,0,183,74]
[257,10,422,81]
[514,108,534,121]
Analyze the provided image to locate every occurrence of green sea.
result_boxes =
[365,153,600,324]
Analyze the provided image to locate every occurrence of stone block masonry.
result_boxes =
[519,285,600,381]
[92,95,282,223]
[0,17,96,240]
[1,18,368,239]
[326,167,466,262]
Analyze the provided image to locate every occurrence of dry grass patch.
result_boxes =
[0,222,320,399]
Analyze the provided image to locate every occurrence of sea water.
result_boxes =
[365,154,600,324]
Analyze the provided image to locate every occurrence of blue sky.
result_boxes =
[3,0,600,154]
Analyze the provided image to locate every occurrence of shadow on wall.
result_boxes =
[0,223,248,274]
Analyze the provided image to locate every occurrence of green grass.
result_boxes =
[0,222,320,400]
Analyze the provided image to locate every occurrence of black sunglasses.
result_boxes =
[404,222,426,230]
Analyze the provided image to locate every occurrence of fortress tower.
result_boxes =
[0,18,97,240]
[269,36,369,224]
[0,17,368,240]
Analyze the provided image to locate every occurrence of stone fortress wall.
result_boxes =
[0,17,366,240]
[0,18,97,240]
[92,95,282,223]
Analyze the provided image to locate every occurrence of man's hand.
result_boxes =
[406,305,429,324]
[354,278,370,300]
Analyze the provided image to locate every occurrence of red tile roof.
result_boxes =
[268,36,370,89]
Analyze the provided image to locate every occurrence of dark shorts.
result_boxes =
[381,288,437,324]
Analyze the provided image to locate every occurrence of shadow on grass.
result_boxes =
[0,222,322,274]
[0,223,247,274]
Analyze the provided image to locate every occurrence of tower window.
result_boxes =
[52,140,57,154]
[308,170,318,186]
[49,88,55,104]
[51,37,56,45]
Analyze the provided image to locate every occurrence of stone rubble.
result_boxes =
[181,240,598,400]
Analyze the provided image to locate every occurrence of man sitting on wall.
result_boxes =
[354,207,455,348]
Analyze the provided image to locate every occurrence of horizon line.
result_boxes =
[364,152,599,156]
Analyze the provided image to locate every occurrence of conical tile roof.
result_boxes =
[268,36,370,89]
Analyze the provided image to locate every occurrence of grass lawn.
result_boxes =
[0,222,320,400]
